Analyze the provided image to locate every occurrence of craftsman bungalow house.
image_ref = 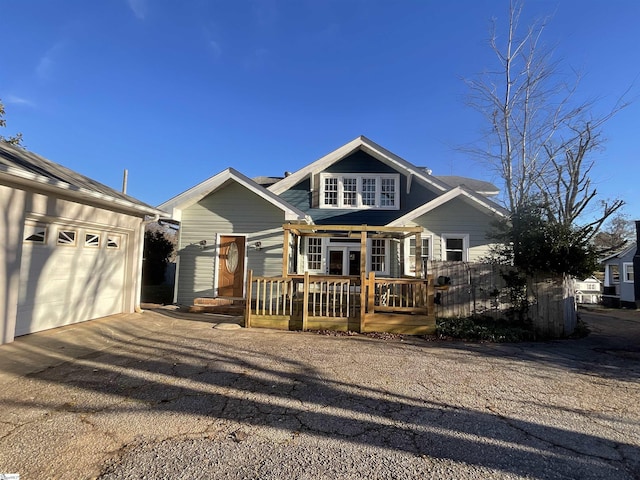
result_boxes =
[159,136,508,322]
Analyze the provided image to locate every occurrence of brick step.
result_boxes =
[189,298,245,315]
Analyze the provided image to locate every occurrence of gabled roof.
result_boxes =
[0,142,164,217]
[386,185,509,227]
[600,242,637,263]
[435,175,499,196]
[268,135,452,195]
[158,167,310,222]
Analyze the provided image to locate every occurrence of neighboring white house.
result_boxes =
[0,143,165,344]
[574,276,602,305]
[600,243,636,309]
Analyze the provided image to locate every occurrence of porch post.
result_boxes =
[245,270,253,328]
[302,271,310,331]
[415,231,423,278]
[282,226,290,277]
[359,228,368,333]
[360,227,367,275]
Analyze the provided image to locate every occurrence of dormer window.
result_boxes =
[320,173,399,209]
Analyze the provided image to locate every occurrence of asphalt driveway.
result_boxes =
[0,306,639,479]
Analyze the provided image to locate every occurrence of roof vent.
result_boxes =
[418,167,432,175]
[284,171,292,177]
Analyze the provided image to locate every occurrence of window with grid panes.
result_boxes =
[371,239,386,272]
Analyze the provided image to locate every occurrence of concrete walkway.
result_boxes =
[0,306,639,479]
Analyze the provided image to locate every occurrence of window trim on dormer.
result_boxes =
[319,173,400,210]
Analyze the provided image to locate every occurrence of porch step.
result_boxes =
[189,298,245,315]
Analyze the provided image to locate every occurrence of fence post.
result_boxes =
[427,274,435,316]
[245,270,253,328]
[302,271,310,331]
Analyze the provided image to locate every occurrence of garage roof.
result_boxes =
[0,142,165,217]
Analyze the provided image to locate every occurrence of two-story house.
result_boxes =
[159,136,508,308]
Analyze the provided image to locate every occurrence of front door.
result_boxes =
[217,236,246,297]
[328,248,361,276]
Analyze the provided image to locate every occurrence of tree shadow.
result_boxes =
[1,319,638,479]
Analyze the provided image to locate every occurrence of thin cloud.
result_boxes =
[209,40,222,59]
[5,95,35,107]
[127,0,147,20]
[36,42,65,80]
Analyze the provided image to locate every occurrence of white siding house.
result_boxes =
[574,276,602,304]
[0,143,165,344]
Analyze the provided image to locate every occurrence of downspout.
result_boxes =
[134,214,160,313]
[634,221,640,309]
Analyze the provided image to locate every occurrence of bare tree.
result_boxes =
[465,0,628,233]
[592,213,635,254]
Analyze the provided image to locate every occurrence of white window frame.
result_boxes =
[319,173,400,210]
[367,238,389,275]
[623,262,634,283]
[306,237,324,273]
[404,234,432,276]
[608,264,620,284]
[24,224,48,244]
[441,234,469,262]
[107,234,122,250]
[84,232,101,248]
[57,229,77,247]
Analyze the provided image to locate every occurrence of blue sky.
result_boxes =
[2,0,639,222]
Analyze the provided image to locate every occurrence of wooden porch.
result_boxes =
[243,223,436,335]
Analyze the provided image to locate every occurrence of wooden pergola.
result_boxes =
[281,223,426,278]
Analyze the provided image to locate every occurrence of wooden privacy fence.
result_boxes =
[427,261,577,337]
[245,271,436,335]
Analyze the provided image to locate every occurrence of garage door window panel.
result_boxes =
[107,234,121,249]
[85,233,101,248]
[24,225,47,244]
[57,230,77,246]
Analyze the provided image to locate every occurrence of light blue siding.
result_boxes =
[176,182,287,305]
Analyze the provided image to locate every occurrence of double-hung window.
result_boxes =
[405,235,431,275]
[320,173,399,209]
[624,263,634,283]
[441,234,469,262]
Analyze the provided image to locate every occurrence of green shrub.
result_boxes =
[436,315,534,342]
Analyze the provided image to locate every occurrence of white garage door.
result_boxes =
[15,222,128,336]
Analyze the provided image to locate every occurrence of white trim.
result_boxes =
[367,238,390,275]
[158,167,309,223]
[0,165,165,217]
[213,233,249,298]
[623,262,634,283]
[404,234,432,276]
[388,186,508,227]
[267,135,450,196]
[172,256,180,304]
[441,233,469,262]
[319,172,400,210]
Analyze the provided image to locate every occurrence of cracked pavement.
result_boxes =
[0,307,639,479]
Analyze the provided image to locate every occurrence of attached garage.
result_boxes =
[1,143,165,344]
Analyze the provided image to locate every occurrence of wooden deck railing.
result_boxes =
[246,271,435,335]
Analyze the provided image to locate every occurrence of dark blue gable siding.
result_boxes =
[277,151,439,225]
[326,150,397,174]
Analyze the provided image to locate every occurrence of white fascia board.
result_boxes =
[387,186,508,227]
[599,243,637,263]
[268,135,450,196]
[158,167,308,222]
[0,167,166,218]
[268,138,362,195]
